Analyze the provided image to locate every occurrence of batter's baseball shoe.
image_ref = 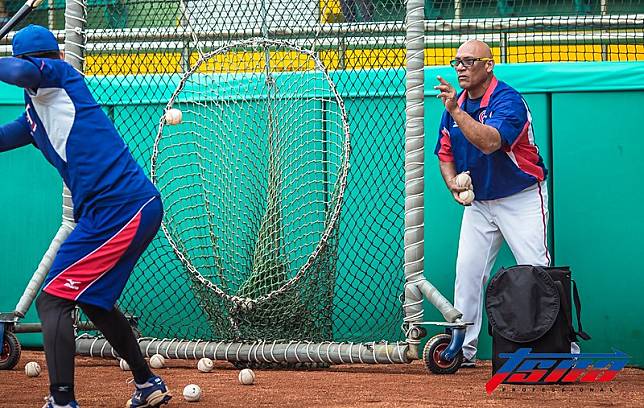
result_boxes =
[126,375,172,408]
[42,396,80,408]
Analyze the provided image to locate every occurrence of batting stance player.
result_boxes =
[433,39,553,367]
[0,25,171,407]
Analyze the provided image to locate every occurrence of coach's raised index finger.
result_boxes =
[436,75,450,86]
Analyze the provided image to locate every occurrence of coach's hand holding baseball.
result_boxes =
[447,175,471,206]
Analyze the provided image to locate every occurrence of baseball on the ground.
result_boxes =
[238,368,256,385]
[150,354,165,369]
[25,361,41,377]
[455,172,472,189]
[165,108,182,125]
[183,384,202,402]
[459,189,475,205]
[119,358,130,371]
[197,357,214,373]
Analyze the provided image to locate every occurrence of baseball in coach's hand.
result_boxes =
[455,172,472,189]
[459,189,475,205]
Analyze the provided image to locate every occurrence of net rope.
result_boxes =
[150,37,351,341]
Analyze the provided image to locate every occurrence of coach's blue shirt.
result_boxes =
[434,76,547,200]
[0,57,159,220]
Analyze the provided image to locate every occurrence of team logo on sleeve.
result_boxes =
[479,110,488,123]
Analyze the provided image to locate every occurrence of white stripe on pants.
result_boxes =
[454,181,550,360]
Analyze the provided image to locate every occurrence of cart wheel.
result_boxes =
[423,333,462,374]
[0,331,21,370]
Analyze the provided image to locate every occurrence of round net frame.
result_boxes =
[151,37,351,342]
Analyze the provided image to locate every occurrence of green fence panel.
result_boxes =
[0,101,60,347]
[552,91,644,367]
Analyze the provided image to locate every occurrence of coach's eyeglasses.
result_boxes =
[449,57,493,68]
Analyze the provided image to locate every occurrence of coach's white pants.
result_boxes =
[454,181,551,360]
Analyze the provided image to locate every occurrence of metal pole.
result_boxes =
[500,32,508,63]
[179,0,191,72]
[48,0,55,29]
[403,0,464,360]
[403,0,426,359]
[601,0,608,61]
[76,337,412,365]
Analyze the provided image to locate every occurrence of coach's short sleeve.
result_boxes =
[484,90,528,147]
[434,110,454,162]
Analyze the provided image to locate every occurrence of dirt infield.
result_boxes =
[0,351,642,407]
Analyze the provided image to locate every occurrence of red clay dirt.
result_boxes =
[0,350,642,407]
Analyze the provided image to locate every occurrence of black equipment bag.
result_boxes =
[485,265,590,379]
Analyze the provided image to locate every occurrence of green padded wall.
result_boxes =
[551,91,644,366]
[0,92,61,347]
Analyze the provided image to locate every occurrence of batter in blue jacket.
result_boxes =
[433,39,560,367]
[0,25,171,408]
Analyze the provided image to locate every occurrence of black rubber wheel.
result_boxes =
[423,334,462,374]
[0,331,21,370]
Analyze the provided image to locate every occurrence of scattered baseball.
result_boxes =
[165,108,182,125]
[119,358,130,371]
[455,172,472,189]
[183,384,202,402]
[238,368,256,385]
[25,361,41,377]
[150,354,165,369]
[197,357,214,373]
[459,189,475,205]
